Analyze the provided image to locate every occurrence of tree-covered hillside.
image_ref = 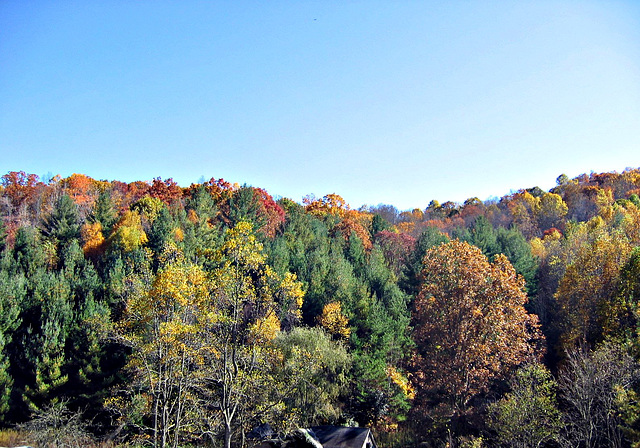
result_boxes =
[1,169,640,448]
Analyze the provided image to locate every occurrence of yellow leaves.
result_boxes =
[554,230,633,347]
[318,301,350,340]
[530,237,546,260]
[173,227,184,242]
[278,272,304,318]
[304,193,349,218]
[249,312,281,344]
[81,221,105,257]
[387,366,415,400]
[595,187,614,208]
[108,210,148,252]
[131,195,164,223]
[538,193,568,218]
[587,215,605,231]
[157,320,205,363]
[618,201,640,245]
[220,221,266,268]
[150,262,208,310]
[400,208,424,223]
[122,252,211,355]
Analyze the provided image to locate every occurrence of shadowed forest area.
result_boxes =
[1,169,640,448]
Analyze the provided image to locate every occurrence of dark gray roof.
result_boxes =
[309,426,375,448]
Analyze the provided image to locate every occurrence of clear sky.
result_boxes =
[1,1,639,211]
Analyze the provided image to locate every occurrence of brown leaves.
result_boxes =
[411,240,543,414]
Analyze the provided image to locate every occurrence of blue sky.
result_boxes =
[1,1,639,210]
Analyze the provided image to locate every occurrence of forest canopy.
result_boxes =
[1,168,640,448]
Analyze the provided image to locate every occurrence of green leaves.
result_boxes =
[488,363,562,448]
[41,194,81,248]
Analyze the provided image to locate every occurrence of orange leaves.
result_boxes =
[330,215,372,250]
[0,171,45,236]
[148,177,183,206]
[411,240,543,413]
[81,221,105,259]
[304,193,348,218]
[0,171,40,209]
[200,177,235,204]
[305,194,375,249]
[61,173,105,210]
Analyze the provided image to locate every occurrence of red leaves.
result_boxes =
[149,177,183,205]
[1,171,40,209]
[253,187,285,238]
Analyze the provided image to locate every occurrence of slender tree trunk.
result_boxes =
[225,419,233,448]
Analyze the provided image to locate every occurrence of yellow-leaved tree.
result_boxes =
[113,243,211,448]
[204,221,304,448]
[111,223,304,448]
[318,301,350,340]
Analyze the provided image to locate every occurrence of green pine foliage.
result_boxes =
[41,194,81,249]
[1,169,640,447]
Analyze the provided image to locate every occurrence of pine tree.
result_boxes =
[89,190,118,235]
[0,258,24,420]
[41,194,81,249]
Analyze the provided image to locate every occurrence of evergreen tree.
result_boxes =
[227,186,263,231]
[22,271,73,414]
[495,226,539,296]
[371,214,390,234]
[0,219,6,253]
[11,226,47,277]
[182,185,220,264]
[401,227,449,296]
[0,257,24,420]
[468,215,499,257]
[41,194,81,249]
[89,190,117,235]
[58,241,110,415]
[147,205,173,256]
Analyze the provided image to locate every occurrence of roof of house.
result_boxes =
[308,426,376,448]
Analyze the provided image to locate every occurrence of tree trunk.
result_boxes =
[225,421,233,448]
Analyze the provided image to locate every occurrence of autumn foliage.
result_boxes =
[2,168,640,448]
[411,240,542,416]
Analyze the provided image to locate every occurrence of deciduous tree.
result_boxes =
[317,301,350,340]
[115,246,210,448]
[411,240,543,419]
[488,363,561,448]
[555,231,632,349]
[204,221,304,448]
[272,327,351,428]
[558,343,638,448]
